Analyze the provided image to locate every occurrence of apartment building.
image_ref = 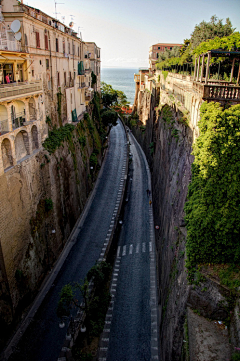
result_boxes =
[0,0,101,175]
[85,42,101,93]
[149,43,182,71]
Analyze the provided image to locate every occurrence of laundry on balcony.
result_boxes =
[78,61,85,75]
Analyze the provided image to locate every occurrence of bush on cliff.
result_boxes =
[43,124,75,154]
[184,102,240,276]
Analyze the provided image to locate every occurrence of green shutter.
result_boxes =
[71,109,77,122]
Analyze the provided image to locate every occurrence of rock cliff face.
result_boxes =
[0,118,102,347]
[130,88,240,360]
[131,91,193,359]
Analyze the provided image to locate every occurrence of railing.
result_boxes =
[134,74,140,82]
[0,39,21,52]
[13,4,25,12]
[78,82,86,89]
[205,85,240,101]
[193,81,240,101]
[0,81,42,100]
[12,112,26,130]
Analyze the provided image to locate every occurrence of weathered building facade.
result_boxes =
[0,0,101,342]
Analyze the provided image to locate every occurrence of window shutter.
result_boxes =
[45,35,48,50]
[36,32,40,48]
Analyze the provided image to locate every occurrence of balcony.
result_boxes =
[0,39,21,52]
[0,111,26,135]
[193,81,240,102]
[134,74,140,82]
[0,81,43,102]
[78,82,86,89]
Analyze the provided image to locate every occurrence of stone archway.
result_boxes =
[0,105,9,134]
[31,125,38,150]
[15,130,29,161]
[11,100,26,129]
[1,138,13,169]
[29,98,37,121]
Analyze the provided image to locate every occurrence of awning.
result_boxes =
[0,55,26,63]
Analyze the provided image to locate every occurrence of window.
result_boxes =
[78,46,79,57]
[45,34,48,50]
[46,59,49,70]
[158,47,160,50]
[32,69,34,77]
[170,47,172,50]
[73,43,75,56]
[63,39,65,54]
[64,72,66,86]
[156,53,159,58]
[68,42,70,54]
[56,38,59,52]
[57,72,60,87]
[36,31,40,48]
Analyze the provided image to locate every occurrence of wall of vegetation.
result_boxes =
[185,102,240,277]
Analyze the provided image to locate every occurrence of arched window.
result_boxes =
[1,138,13,169]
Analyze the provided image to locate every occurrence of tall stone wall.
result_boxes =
[130,90,193,359]
[0,122,101,346]
[131,84,240,360]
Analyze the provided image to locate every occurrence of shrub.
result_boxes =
[184,102,240,277]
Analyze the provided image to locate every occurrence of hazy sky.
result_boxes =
[26,0,240,68]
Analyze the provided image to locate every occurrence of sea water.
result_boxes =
[101,68,139,105]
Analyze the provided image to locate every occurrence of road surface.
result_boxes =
[7,120,127,361]
[98,131,159,361]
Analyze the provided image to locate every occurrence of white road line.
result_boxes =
[122,245,126,256]
[149,242,152,252]
[142,242,146,253]
[136,243,140,253]
[117,246,121,257]
[129,244,133,254]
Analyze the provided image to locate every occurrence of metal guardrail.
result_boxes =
[0,81,42,100]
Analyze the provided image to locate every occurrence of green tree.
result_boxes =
[190,15,235,50]
[56,261,112,339]
[101,109,118,128]
[101,82,129,109]
[184,102,240,276]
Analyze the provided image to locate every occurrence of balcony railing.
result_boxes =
[12,112,26,130]
[0,81,42,100]
[0,39,21,52]
[193,81,240,102]
[134,74,140,82]
[78,82,86,89]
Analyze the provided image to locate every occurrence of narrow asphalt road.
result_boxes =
[98,132,159,361]
[7,121,127,361]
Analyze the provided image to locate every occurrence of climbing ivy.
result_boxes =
[184,102,240,279]
[43,124,75,154]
